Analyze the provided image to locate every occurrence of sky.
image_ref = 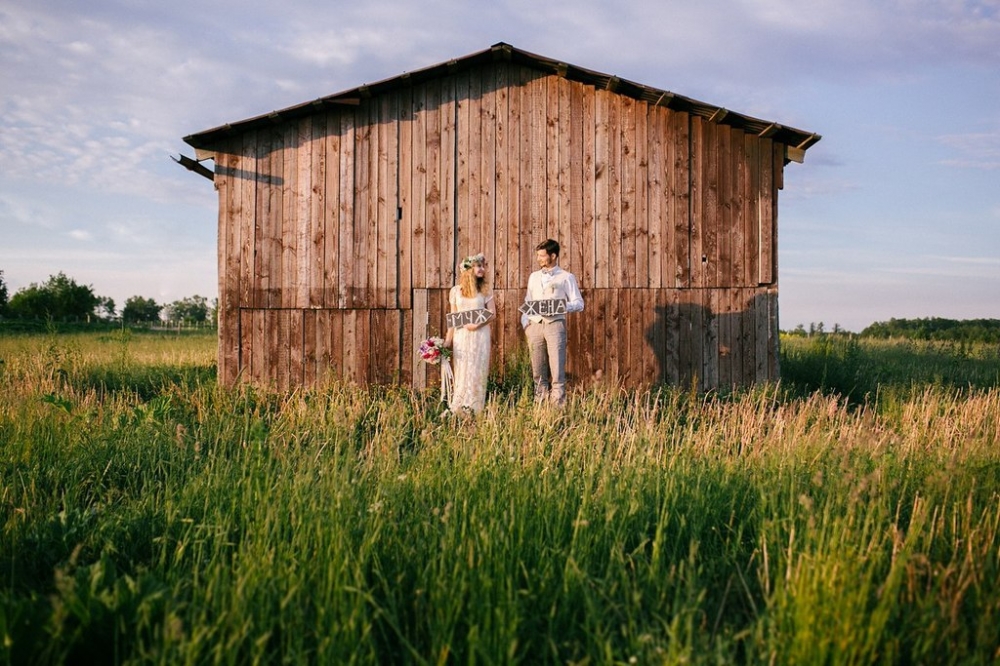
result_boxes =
[1,0,998,332]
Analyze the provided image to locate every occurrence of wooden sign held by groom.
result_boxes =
[518,298,567,317]
[446,309,495,329]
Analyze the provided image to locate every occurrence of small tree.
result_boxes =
[96,296,116,320]
[0,269,8,317]
[7,272,101,321]
[163,295,209,325]
[122,296,162,323]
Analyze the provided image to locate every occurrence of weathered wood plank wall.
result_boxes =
[213,61,783,391]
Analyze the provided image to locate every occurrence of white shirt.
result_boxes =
[520,265,584,328]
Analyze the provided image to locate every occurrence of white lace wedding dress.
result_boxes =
[448,286,492,413]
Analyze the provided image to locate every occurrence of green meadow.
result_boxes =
[2,330,999,664]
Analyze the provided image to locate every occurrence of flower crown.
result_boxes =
[460,253,485,271]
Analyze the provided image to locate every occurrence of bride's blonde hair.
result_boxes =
[458,254,490,298]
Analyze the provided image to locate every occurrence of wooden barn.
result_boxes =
[180,42,820,392]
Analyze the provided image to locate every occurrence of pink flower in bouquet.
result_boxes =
[418,336,450,365]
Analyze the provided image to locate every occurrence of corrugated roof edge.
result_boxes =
[183,42,820,157]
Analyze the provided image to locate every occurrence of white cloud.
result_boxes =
[937,130,1000,170]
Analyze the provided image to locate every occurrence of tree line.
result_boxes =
[0,270,215,326]
[784,317,1000,344]
[859,317,1000,343]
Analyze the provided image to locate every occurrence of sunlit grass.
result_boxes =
[2,330,999,664]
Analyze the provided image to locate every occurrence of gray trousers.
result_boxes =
[525,319,567,405]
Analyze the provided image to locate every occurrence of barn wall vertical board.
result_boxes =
[768,287,780,379]
[215,145,237,384]
[440,75,457,287]
[744,134,760,287]
[424,79,443,290]
[580,82,597,290]
[333,309,348,383]
[729,288,742,388]
[718,124,733,289]
[517,68,545,284]
[616,289,630,386]
[733,129,749,288]
[758,138,775,285]
[457,67,475,258]
[631,289,647,385]
[555,77,582,271]
[290,308,304,387]
[366,102,381,308]
[411,289,429,389]
[672,112,692,288]
[480,66,497,270]
[689,117,705,290]
[620,96,637,288]
[567,78,585,279]
[741,289,756,387]
[239,133,258,314]
[634,100,649,289]
[370,310,401,384]
[733,288,747,387]
[312,309,328,384]
[647,107,664,290]
[456,69,473,258]
[378,95,396,309]
[249,309,264,384]
[239,309,253,383]
[663,288,681,386]
[771,143,783,283]
[400,308,413,386]
[716,288,731,389]
[410,87,427,290]
[606,91,622,289]
[259,128,281,309]
[468,68,485,257]
[397,89,413,310]
[308,117,326,309]
[354,105,373,308]
[296,117,313,310]
[303,308,317,386]
[322,113,342,308]
[527,72,547,242]
[280,124,298,310]
[342,309,359,384]
[545,74,561,243]
[337,113,355,308]
[304,308,321,386]
[586,287,608,382]
[703,288,719,390]
[594,89,610,289]
[264,309,279,388]
[639,289,655,385]
[690,289,706,391]
[508,65,526,289]
[701,120,720,289]
[607,287,622,385]
[494,63,511,290]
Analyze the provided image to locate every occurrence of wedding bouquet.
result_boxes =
[418,336,450,365]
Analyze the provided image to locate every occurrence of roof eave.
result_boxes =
[183,42,821,158]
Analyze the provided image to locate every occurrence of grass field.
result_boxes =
[1,330,999,664]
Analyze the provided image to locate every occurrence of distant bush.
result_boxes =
[860,317,1000,343]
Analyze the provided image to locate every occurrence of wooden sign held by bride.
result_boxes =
[446,309,495,329]
[518,298,567,317]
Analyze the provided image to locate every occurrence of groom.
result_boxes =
[520,239,584,406]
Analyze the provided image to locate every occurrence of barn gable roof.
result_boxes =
[184,42,820,161]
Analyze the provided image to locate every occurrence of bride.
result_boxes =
[444,253,495,413]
